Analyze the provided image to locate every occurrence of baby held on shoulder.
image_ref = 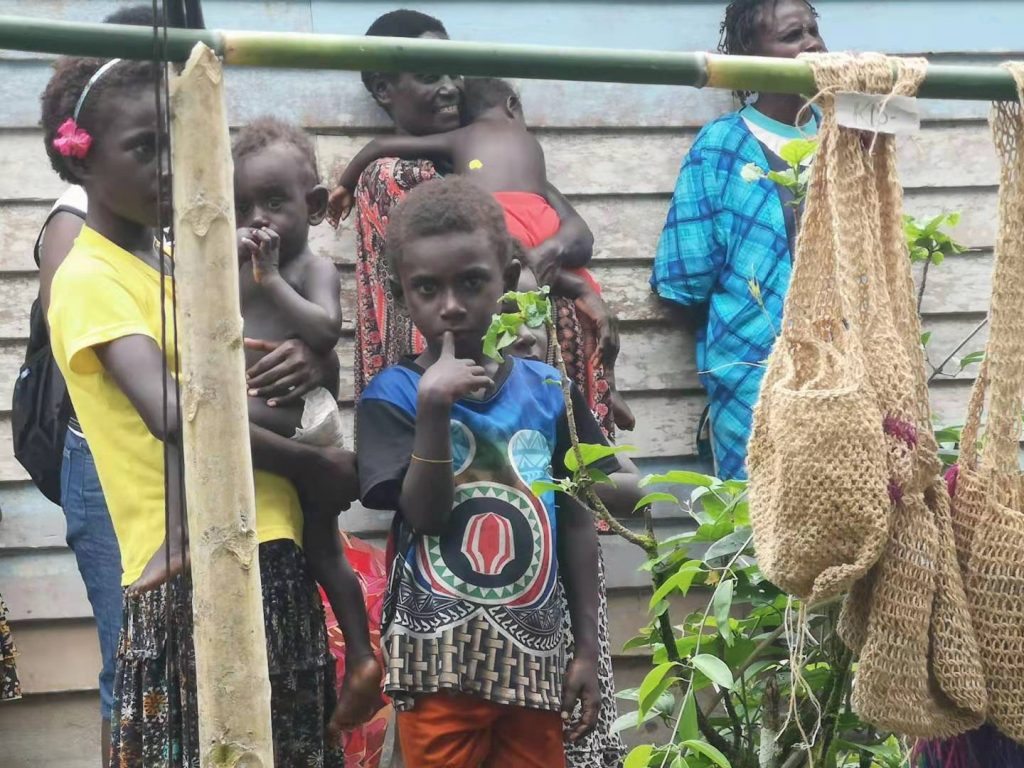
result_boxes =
[330,76,635,431]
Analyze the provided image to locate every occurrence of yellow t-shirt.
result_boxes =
[49,226,302,585]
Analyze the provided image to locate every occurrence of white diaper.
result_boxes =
[291,387,345,449]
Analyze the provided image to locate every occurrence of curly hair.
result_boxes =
[40,57,160,184]
[102,5,157,25]
[718,0,818,56]
[463,77,520,124]
[231,116,320,184]
[386,177,513,280]
[360,10,449,92]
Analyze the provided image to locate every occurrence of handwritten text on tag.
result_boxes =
[835,93,921,135]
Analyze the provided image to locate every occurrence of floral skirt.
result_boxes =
[561,548,627,768]
[0,592,20,702]
[110,540,345,768]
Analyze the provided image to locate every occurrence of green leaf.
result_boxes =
[679,690,699,742]
[610,711,641,735]
[702,528,753,562]
[713,578,736,646]
[959,351,985,369]
[648,562,703,611]
[640,471,717,488]
[946,211,962,227]
[587,468,616,487]
[920,331,932,346]
[779,137,819,166]
[614,687,640,702]
[638,661,680,716]
[531,480,565,496]
[690,654,734,690]
[611,704,667,735]
[564,443,636,473]
[766,169,797,188]
[681,739,732,768]
[624,745,654,768]
[669,758,690,768]
[634,492,681,512]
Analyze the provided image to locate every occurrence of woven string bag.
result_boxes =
[782,53,984,738]
[746,57,892,607]
[748,51,986,739]
[956,63,1024,744]
[855,54,985,735]
[867,64,987,732]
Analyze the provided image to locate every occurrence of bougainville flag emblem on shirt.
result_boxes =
[416,480,553,606]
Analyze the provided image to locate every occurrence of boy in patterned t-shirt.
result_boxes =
[357,178,611,767]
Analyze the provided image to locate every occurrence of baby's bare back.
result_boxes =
[452,122,548,195]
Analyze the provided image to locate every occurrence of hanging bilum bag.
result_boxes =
[806,53,986,739]
[749,51,986,739]
[951,62,1024,745]
[746,54,893,607]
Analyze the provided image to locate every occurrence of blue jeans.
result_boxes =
[60,428,123,720]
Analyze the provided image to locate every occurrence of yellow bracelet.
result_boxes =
[411,454,453,464]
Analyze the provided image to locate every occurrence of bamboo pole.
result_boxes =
[170,43,275,768]
[0,14,1018,101]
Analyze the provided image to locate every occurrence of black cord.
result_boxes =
[151,4,186,765]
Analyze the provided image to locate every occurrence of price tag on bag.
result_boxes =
[835,92,921,135]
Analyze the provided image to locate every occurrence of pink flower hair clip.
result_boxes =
[52,117,93,160]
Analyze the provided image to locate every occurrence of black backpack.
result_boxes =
[11,207,81,505]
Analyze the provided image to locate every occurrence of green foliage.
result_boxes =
[904,211,965,265]
[615,474,902,768]
[483,286,552,361]
[741,137,817,208]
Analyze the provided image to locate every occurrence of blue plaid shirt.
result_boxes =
[651,110,817,480]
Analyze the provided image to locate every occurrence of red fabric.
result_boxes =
[320,533,390,768]
[397,692,566,768]
[493,191,601,294]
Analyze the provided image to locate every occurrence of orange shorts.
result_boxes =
[397,691,566,768]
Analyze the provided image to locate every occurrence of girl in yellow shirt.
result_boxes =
[43,55,354,767]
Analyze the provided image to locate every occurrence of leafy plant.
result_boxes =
[904,212,964,266]
[740,138,817,207]
[487,292,906,768]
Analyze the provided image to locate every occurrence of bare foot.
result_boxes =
[128,540,189,595]
[610,389,636,432]
[327,654,383,740]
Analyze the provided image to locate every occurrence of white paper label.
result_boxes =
[835,92,921,135]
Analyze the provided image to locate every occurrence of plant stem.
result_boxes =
[703,595,843,716]
[552,346,655,552]
[817,645,853,768]
[916,258,930,314]
[697,697,740,762]
[926,317,988,383]
[723,683,745,753]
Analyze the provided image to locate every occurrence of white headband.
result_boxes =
[72,58,123,122]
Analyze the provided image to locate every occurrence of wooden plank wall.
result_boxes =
[0,0,1015,760]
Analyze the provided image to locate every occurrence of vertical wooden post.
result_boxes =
[170,43,275,767]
